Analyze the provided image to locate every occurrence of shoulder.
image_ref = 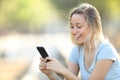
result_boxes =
[98,41,117,53]
[96,41,119,61]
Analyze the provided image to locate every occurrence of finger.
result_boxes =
[40,57,45,61]
[39,60,45,65]
[45,63,54,71]
[45,57,54,61]
[39,65,45,70]
[45,63,50,69]
[40,60,46,67]
[40,57,48,63]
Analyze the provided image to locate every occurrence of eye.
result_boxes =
[70,24,74,29]
[77,25,82,29]
[77,26,81,29]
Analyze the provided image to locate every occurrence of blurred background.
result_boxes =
[0,0,120,80]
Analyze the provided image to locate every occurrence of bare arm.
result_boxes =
[68,61,80,76]
[46,61,80,80]
[46,72,62,80]
[45,57,80,80]
[89,59,113,80]
[63,61,80,80]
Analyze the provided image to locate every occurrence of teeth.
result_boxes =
[75,36,79,38]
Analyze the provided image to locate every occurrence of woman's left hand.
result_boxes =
[45,57,66,74]
[45,57,80,80]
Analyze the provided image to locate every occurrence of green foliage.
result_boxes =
[106,0,120,19]
[0,0,56,33]
[0,0,120,33]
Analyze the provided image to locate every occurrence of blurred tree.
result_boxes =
[50,0,120,21]
[0,0,120,34]
[50,0,79,11]
[106,0,120,19]
[0,0,57,33]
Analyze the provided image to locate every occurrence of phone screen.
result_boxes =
[36,47,49,58]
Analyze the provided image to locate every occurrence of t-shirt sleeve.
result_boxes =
[97,44,118,61]
[69,46,79,64]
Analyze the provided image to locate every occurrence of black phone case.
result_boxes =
[36,47,49,58]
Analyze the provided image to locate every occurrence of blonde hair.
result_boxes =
[69,3,105,53]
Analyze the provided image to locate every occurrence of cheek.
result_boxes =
[82,29,90,38]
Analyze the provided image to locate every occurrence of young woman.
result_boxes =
[39,3,120,80]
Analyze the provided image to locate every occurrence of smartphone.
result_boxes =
[36,46,49,58]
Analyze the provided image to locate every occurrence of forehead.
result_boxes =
[70,14,87,24]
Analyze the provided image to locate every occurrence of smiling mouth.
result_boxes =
[75,35,80,38]
[74,36,81,41]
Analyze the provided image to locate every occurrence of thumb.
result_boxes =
[45,57,54,61]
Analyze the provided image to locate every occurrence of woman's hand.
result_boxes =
[39,57,52,75]
[45,57,66,74]
[39,57,80,80]
[45,57,80,80]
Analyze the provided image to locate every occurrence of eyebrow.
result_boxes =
[70,23,81,25]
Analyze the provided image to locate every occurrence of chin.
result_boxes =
[75,41,83,46]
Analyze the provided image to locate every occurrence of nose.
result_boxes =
[72,27,78,34]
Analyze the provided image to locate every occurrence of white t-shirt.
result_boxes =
[69,42,120,80]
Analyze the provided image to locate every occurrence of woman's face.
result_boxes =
[70,14,90,45]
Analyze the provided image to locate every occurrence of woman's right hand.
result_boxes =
[39,57,62,80]
[39,57,52,75]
